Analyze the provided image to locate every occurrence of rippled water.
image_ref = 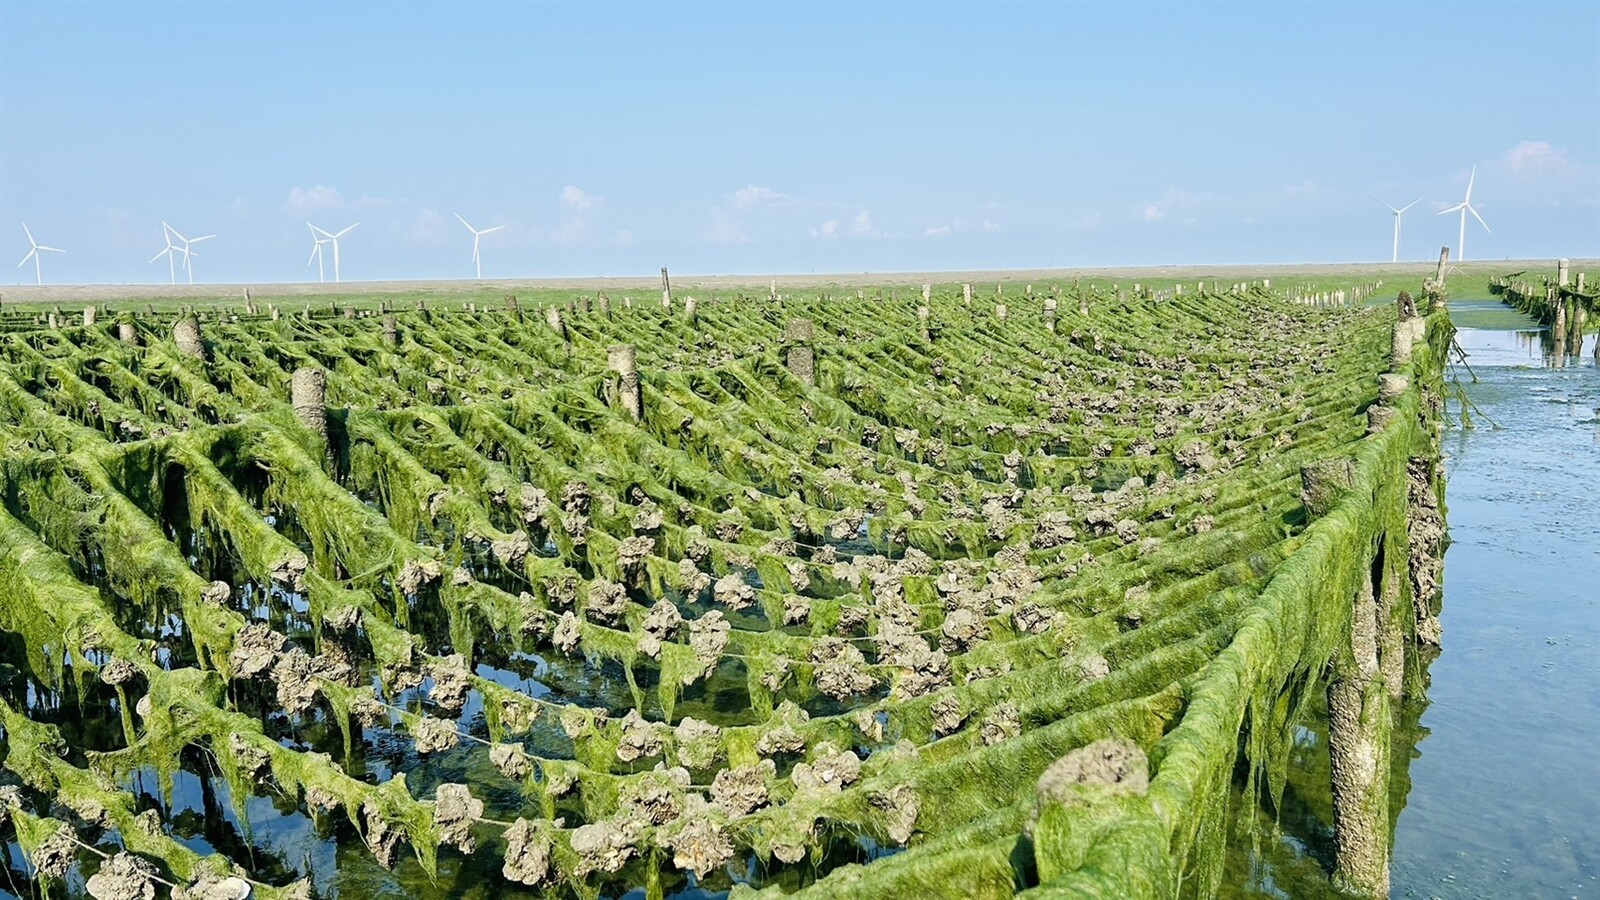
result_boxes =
[1390,300,1599,899]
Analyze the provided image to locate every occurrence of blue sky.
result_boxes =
[2,1,1596,285]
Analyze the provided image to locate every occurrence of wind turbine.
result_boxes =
[17,223,64,285]
[150,222,182,285]
[1437,165,1490,261]
[164,224,216,284]
[454,213,506,280]
[1371,196,1421,263]
[305,223,331,283]
[308,222,357,282]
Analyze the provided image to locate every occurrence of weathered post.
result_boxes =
[1300,457,1354,519]
[917,305,931,341]
[1377,373,1409,403]
[922,284,932,304]
[1553,288,1567,350]
[117,321,139,345]
[1395,289,1417,320]
[962,283,972,305]
[82,306,96,328]
[1076,277,1088,316]
[661,267,672,309]
[1435,246,1449,287]
[1390,321,1415,370]
[381,314,398,347]
[1043,296,1058,333]
[598,294,612,317]
[783,318,815,387]
[1557,258,1570,287]
[545,306,568,342]
[608,344,642,421]
[505,295,520,318]
[46,312,58,330]
[1328,563,1392,897]
[1577,272,1586,293]
[684,295,698,324]
[995,303,1008,323]
[769,280,776,303]
[174,315,205,360]
[343,306,357,320]
[292,367,328,442]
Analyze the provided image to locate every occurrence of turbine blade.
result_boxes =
[168,225,188,242]
[17,249,35,267]
[1468,205,1490,233]
[1436,203,1464,215]
[37,246,64,253]
[150,247,171,263]
[1399,198,1421,212]
[309,224,334,238]
[308,243,320,266]
[454,212,474,231]
[1465,164,1476,200]
[21,222,35,245]
[335,222,360,237]
[480,225,507,235]
[190,234,216,243]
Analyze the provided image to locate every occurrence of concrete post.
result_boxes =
[608,344,642,421]
[545,306,568,342]
[1043,296,1058,333]
[784,318,815,387]
[174,316,205,360]
[83,306,96,328]
[962,283,972,305]
[117,322,139,345]
[292,368,328,441]
[382,314,398,347]
[1558,258,1570,287]
[1328,563,1391,897]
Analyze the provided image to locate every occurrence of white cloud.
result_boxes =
[849,210,880,238]
[282,185,397,215]
[283,185,345,214]
[612,229,635,247]
[1498,141,1576,177]
[1143,204,1165,223]
[560,185,603,213]
[924,224,954,238]
[551,185,604,246]
[408,207,449,245]
[226,197,251,215]
[1069,213,1102,230]
[811,219,840,240]
[732,184,796,209]
[980,218,1001,233]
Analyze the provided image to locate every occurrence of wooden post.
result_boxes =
[1435,246,1449,286]
[917,305,931,340]
[661,267,672,309]
[117,321,139,345]
[382,314,398,347]
[599,295,612,317]
[769,280,776,302]
[292,368,328,442]
[1390,322,1415,369]
[1558,258,1570,287]
[995,303,1008,323]
[684,296,697,324]
[608,345,642,421]
[1043,296,1058,333]
[922,284,932,304]
[174,316,205,359]
[783,318,815,387]
[545,306,568,342]
[82,306,96,327]
[962,283,972,305]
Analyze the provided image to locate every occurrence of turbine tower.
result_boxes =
[306,224,330,283]
[150,222,182,285]
[1371,196,1421,263]
[455,213,506,280]
[17,223,64,285]
[308,222,357,282]
[1437,165,1490,262]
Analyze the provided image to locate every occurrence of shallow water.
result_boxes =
[1389,300,1599,899]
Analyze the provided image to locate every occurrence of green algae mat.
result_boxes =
[0,284,1447,899]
